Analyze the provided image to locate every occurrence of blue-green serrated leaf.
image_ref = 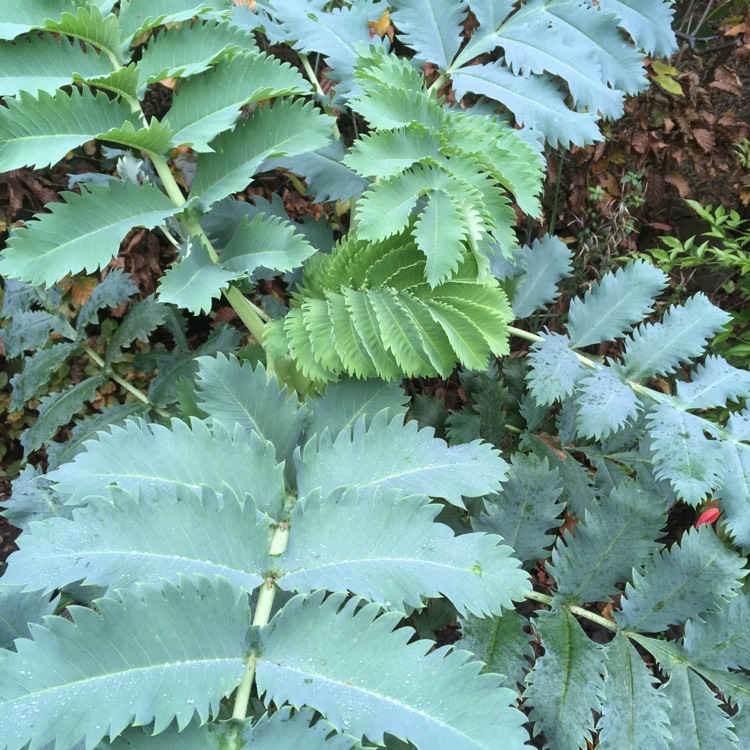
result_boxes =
[9,343,77,410]
[108,708,357,750]
[615,526,747,633]
[265,140,368,203]
[278,487,529,615]
[472,453,563,566]
[574,365,640,440]
[728,409,750,441]
[510,234,572,318]
[77,269,138,328]
[48,417,284,515]
[732,705,750,746]
[391,0,467,69]
[296,409,508,506]
[158,239,240,314]
[105,296,168,363]
[45,402,148,470]
[623,294,731,380]
[524,610,605,750]
[137,20,258,91]
[647,403,724,506]
[219,213,317,280]
[1,310,74,358]
[550,479,666,604]
[677,355,750,409]
[598,633,670,750]
[598,0,677,57]
[526,332,584,405]
[21,376,104,458]
[196,353,307,462]
[683,591,750,671]
[190,99,333,211]
[43,3,124,64]
[257,591,531,749]
[0,0,75,40]
[0,182,182,287]
[459,610,533,690]
[661,665,739,750]
[305,378,409,441]
[0,577,248,750]
[167,53,309,151]
[3,486,270,595]
[0,587,58,651]
[1,466,69,530]
[147,326,241,407]
[717,441,750,551]
[566,260,668,348]
[0,34,112,96]
[451,64,602,148]
[118,0,233,43]
[0,87,134,172]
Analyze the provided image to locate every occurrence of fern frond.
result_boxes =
[0,182,182,287]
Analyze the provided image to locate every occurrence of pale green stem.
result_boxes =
[232,523,290,720]
[427,74,447,94]
[525,590,618,633]
[299,53,327,98]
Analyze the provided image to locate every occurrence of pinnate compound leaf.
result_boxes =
[574,366,640,440]
[459,610,533,691]
[598,0,677,57]
[566,260,667,348]
[9,343,77,411]
[2,486,270,595]
[647,403,724,506]
[0,587,58,650]
[190,99,333,211]
[278,488,529,615]
[677,355,750,409]
[305,378,409,441]
[0,35,112,96]
[256,591,531,749]
[524,610,605,750]
[509,234,572,318]
[109,708,357,750]
[0,0,75,40]
[21,376,104,458]
[0,182,182,287]
[472,453,563,566]
[196,354,307,462]
[167,53,309,151]
[623,294,731,380]
[550,480,666,604]
[661,665,739,750]
[527,332,584,405]
[218,213,317,280]
[683,591,750,671]
[598,633,670,750]
[158,239,240,314]
[0,88,134,172]
[137,20,258,91]
[48,418,284,515]
[0,577,248,750]
[296,409,508,506]
[615,526,747,633]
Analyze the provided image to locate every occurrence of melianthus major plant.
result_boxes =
[3,1,750,748]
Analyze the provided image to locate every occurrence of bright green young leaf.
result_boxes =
[278,487,529,615]
[296,409,508,506]
[0,182,182,287]
[0,578,248,750]
[256,591,531,749]
[48,417,284,515]
[100,117,174,157]
[196,354,307,462]
[2,486,270,595]
[118,0,233,44]
[167,53,309,151]
[43,4,124,65]
[598,633,670,750]
[190,99,334,210]
[472,453,563,566]
[0,35,112,96]
[615,526,746,633]
[566,260,668,348]
[524,610,605,750]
